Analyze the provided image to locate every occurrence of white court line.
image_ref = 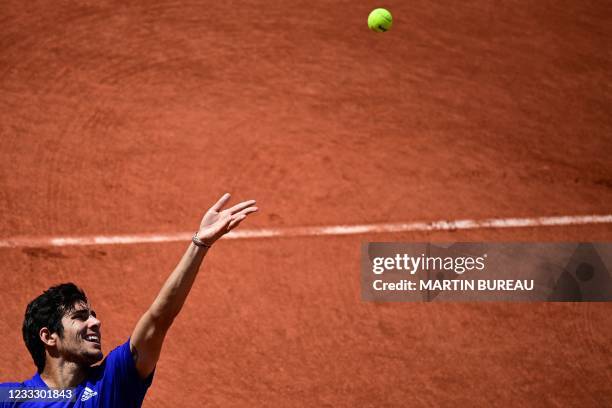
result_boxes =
[0,214,611,248]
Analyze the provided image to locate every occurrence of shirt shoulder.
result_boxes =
[0,371,45,388]
[98,338,153,384]
[0,381,24,407]
[0,378,40,408]
[82,338,154,407]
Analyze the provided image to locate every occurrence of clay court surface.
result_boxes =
[1,0,611,406]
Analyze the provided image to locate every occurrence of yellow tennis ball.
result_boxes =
[368,8,393,33]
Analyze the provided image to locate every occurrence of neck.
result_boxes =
[40,359,87,388]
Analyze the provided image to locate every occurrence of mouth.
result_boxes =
[83,334,101,346]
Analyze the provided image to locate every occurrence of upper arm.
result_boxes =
[130,310,172,379]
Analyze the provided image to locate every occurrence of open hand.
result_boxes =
[196,193,258,246]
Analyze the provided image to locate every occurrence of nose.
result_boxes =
[88,314,101,330]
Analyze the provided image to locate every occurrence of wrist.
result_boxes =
[192,232,212,248]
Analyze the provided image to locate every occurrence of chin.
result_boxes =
[85,350,104,365]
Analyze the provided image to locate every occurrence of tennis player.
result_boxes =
[0,193,257,407]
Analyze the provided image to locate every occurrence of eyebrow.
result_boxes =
[71,309,96,318]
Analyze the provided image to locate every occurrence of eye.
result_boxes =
[72,311,89,321]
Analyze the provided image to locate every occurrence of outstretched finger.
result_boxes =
[228,214,247,230]
[211,193,231,212]
[234,206,258,218]
[227,199,256,215]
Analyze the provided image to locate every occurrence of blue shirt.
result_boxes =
[0,339,154,407]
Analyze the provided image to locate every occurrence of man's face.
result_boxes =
[55,301,103,366]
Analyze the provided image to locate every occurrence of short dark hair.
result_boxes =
[22,283,88,373]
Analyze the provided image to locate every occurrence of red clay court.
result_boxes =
[1,1,611,406]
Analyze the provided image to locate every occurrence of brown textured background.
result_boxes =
[1,0,611,406]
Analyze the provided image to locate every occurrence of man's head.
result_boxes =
[22,283,103,373]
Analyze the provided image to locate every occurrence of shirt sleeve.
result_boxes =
[102,339,155,405]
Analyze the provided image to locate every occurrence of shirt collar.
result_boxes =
[27,372,85,393]
[25,372,48,387]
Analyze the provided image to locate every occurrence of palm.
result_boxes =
[197,193,258,246]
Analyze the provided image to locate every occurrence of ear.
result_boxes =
[39,328,58,347]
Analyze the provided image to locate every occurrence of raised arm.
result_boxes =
[130,193,257,379]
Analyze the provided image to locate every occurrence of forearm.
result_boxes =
[147,242,208,327]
